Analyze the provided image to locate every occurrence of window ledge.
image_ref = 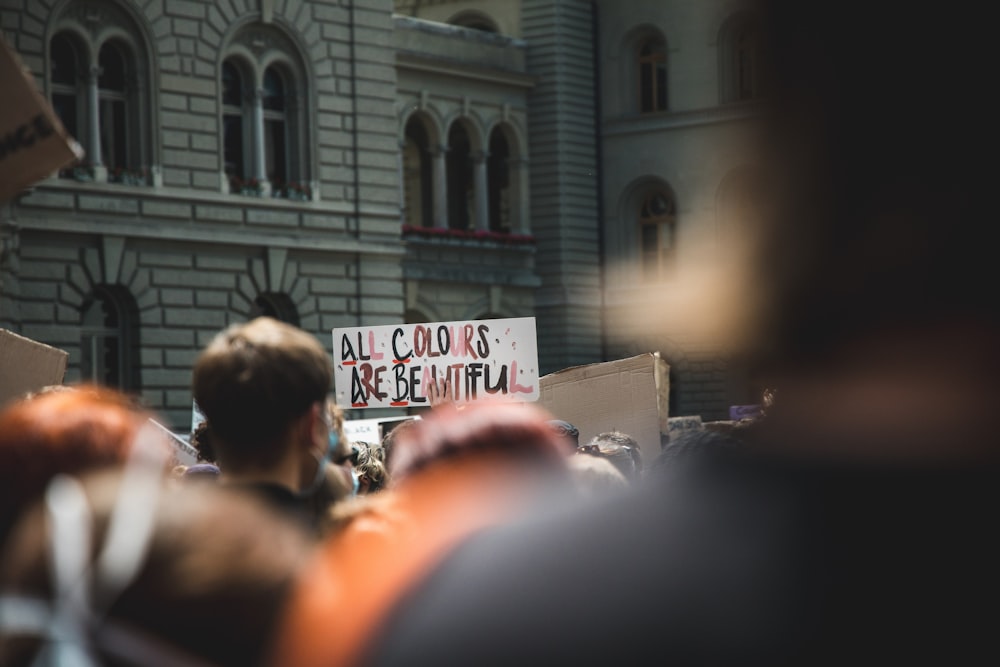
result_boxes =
[402,225,536,249]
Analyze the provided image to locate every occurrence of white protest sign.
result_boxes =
[147,418,199,467]
[332,317,539,409]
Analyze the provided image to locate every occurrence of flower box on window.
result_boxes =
[110,167,149,186]
[401,224,535,246]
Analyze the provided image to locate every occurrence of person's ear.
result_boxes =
[299,402,325,453]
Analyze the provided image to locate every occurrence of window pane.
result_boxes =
[52,93,78,142]
[98,43,126,91]
[263,68,285,112]
[224,114,244,179]
[640,62,653,112]
[265,119,287,185]
[50,35,77,86]
[222,61,243,107]
[100,99,127,171]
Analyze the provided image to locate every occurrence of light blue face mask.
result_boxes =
[350,468,361,497]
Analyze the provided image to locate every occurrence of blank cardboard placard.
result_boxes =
[0,328,69,408]
[538,353,669,466]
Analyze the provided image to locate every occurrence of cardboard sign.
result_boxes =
[0,34,83,203]
[147,418,199,468]
[332,317,539,409]
[537,353,669,467]
[0,328,69,409]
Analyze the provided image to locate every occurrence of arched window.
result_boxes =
[638,37,667,112]
[249,293,300,326]
[446,123,474,230]
[48,3,153,185]
[720,14,762,103]
[403,117,434,228]
[81,286,139,391]
[221,26,311,200]
[487,129,511,233]
[638,188,676,280]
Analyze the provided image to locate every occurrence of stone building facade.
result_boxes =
[1,0,761,428]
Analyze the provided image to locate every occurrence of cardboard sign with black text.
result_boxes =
[0,34,83,202]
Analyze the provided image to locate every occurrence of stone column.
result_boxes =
[85,65,104,175]
[251,87,269,194]
[473,150,489,231]
[432,145,448,229]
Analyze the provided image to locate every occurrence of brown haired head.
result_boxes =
[387,401,569,483]
[191,317,332,469]
[0,384,152,547]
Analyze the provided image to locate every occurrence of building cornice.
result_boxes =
[395,52,537,89]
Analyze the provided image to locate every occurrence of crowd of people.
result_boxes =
[2,0,999,664]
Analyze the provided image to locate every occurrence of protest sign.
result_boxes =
[0,34,83,203]
[0,328,68,408]
[343,415,420,445]
[537,353,669,466]
[147,418,199,467]
[332,317,539,409]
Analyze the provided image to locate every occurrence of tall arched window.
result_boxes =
[48,3,153,184]
[638,188,676,280]
[81,286,139,391]
[446,123,474,230]
[487,129,511,233]
[220,26,311,200]
[638,37,667,112]
[720,14,762,103]
[403,116,434,228]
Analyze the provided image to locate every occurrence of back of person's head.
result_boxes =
[567,453,630,498]
[0,466,314,667]
[191,317,332,470]
[353,440,388,494]
[387,402,568,484]
[0,384,154,548]
[380,418,418,473]
[584,431,641,483]
[740,0,998,381]
[547,420,580,450]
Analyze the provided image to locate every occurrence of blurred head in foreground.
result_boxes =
[0,468,313,667]
[0,384,161,548]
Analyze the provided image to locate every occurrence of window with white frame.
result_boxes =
[48,3,153,185]
[221,26,311,200]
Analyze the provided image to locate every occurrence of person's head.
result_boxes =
[387,401,569,484]
[0,384,160,547]
[190,419,216,464]
[352,440,388,494]
[567,453,630,498]
[547,420,580,451]
[584,431,641,483]
[191,317,332,476]
[380,418,419,473]
[0,467,313,667]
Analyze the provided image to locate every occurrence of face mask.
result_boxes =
[350,468,361,497]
